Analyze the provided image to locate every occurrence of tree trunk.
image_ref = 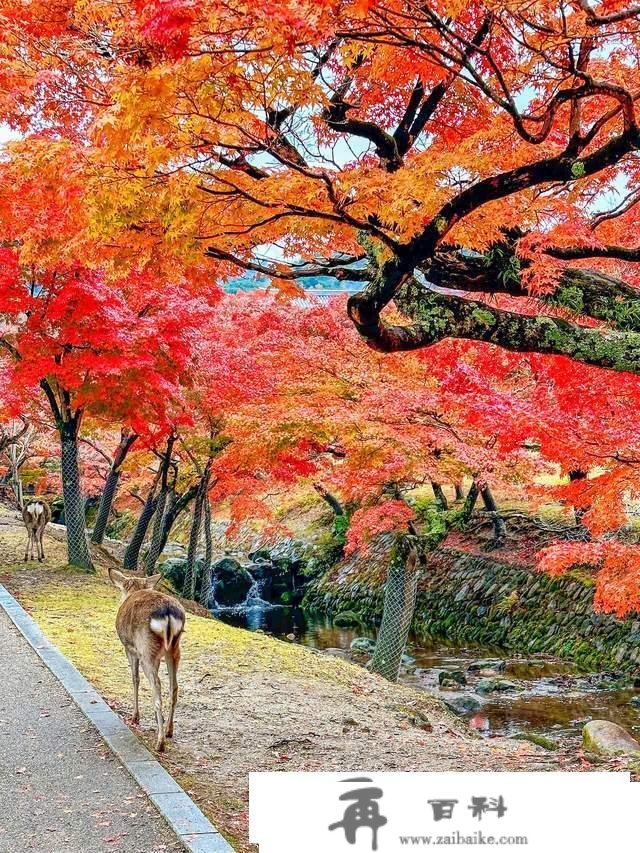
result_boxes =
[91,429,137,545]
[569,469,590,535]
[156,483,199,557]
[370,547,419,682]
[8,444,23,508]
[430,481,449,510]
[91,467,120,545]
[143,433,177,574]
[124,489,158,571]
[454,481,465,501]
[313,482,345,515]
[480,484,507,547]
[199,493,213,607]
[144,486,169,574]
[370,485,479,682]
[184,482,206,600]
[60,428,94,572]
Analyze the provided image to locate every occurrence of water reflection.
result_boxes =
[214,604,640,743]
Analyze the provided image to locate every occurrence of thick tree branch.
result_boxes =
[421,248,640,332]
[351,277,640,375]
[546,245,640,263]
[394,15,492,157]
[578,0,640,25]
[204,246,369,281]
[408,127,640,264]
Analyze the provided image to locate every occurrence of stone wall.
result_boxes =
[304,537,640,673]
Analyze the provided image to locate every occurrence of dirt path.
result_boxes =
[0,508,580,852]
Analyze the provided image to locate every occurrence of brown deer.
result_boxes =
[109,568,185,752]
[22,500,51,562]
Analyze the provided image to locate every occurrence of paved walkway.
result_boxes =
[0,610,182,853]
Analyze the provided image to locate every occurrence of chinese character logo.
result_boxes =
[427,799,459,821]
[328,777,388,851]
[468,796,507,821]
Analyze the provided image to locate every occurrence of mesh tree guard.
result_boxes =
[91,429,137,545]
[184,481,205,599]
[155,483,198,560]
[60,433,94,572]
[370,485,480,682]
[91,466,120,545]
[144,486,169,574]
[370,546,419,682]
[124,489,158,570]
[199,493,213,607]
[143,433,177,574]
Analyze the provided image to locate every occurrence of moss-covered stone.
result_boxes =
[513,733,559,751]
[476,678,519,693]
[333,610,364,627]
[304,538,640,674]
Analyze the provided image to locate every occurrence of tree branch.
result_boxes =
[421,248,640,332]
[351,277,640,376]
[578,0,640,26]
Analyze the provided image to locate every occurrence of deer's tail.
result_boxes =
[149,603,185,650]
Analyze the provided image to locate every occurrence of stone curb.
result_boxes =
[0,583,234,853]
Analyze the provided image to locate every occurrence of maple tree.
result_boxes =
[0,1,640,631]
[202,293,548,677]
[111,296,282,585]
[0,251,216,570]
[221,294,640,633]
[0,1,639,365]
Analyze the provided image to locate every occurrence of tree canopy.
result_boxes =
[1,0,640,366]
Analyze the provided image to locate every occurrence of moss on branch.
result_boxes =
[387,279,640,373]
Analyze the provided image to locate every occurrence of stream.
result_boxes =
[216,603,640,748]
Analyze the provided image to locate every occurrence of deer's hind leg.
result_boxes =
[126,650,140,724]
[164,644,180,739]
[141,658,165,751]
[37,528,45,562]
[24,528,34,562]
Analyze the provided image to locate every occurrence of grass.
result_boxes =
[0,530,367,696]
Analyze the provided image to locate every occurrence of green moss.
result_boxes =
[106,509,137,541]
[553,285,584,314]
[305,535,640,674]
[513,733,559,751]
[471,308,496,328]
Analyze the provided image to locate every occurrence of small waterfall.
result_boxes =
[245,577,269,609]
[209,574,277,616]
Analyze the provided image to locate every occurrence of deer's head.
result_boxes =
[109,568,162,602]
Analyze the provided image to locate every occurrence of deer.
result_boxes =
[22,499,51,562]
[108,568,185,752]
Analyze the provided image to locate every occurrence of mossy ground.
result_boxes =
[0,508,570,851]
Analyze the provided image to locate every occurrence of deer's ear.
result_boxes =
[109,569,128,591]
[145,573,162,589]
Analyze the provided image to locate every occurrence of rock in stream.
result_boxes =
[582,720,640,758]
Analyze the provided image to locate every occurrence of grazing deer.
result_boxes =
[22,500,51,562]
[109,568,185,752]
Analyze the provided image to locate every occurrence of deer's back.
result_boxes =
[116,589,185,656]
[22,501,51,527]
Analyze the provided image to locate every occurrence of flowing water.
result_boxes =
[215,603,640,747]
